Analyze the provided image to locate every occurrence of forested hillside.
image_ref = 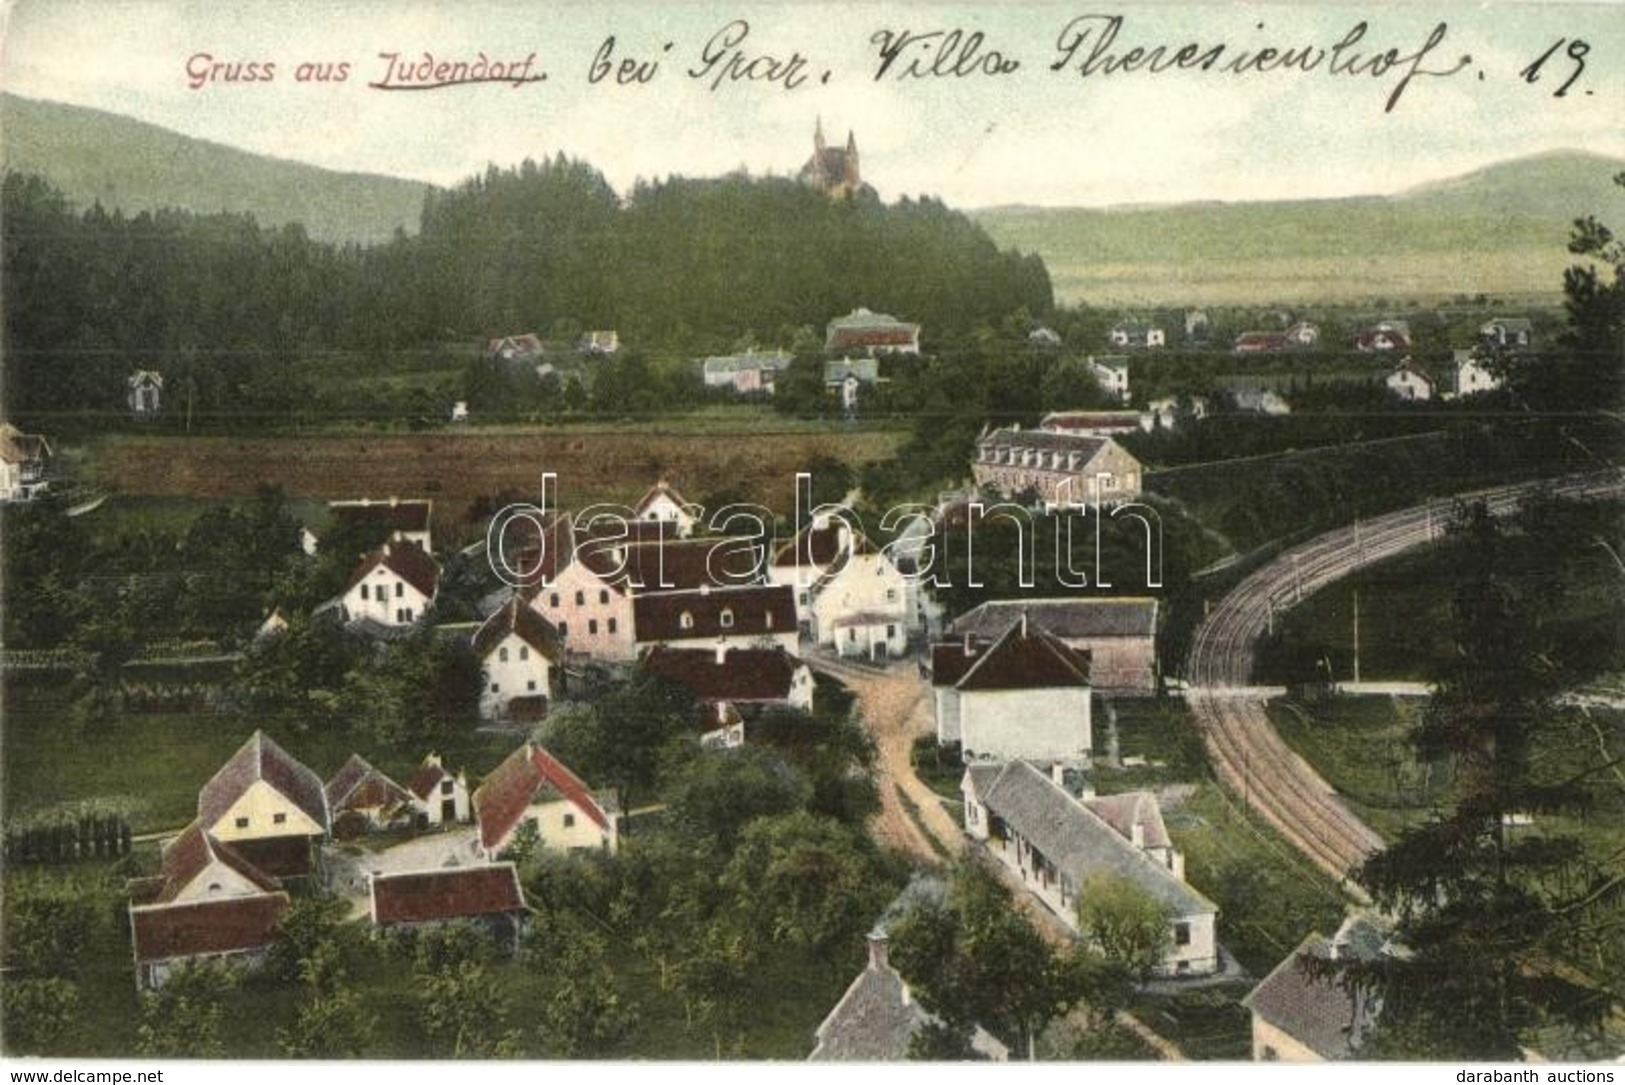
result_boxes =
[1,159,1051,417]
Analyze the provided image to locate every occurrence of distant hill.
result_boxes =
[972,150,1625,307]
[0,94,431,245]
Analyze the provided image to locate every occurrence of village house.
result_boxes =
[972,426,1145,506]
[128,821,283,909]
[1285,321,1321,347]
[129,893,290,991]
[485,333,543,365]
[1478,317,1533,351]
[340,540,439,629]
[580,329,619,356]
[474,596,562,722]
[1444,349,1503,400]
[369,864,527,955]
[195,730,329,883]
[128,369,163,419]
[409,752,471,827]
[1243,914,1390,1060]
[825,308,921,356]
[701,350,794,395]
[633,583,799,655]
[799,119,866,199]
[326,497,433,552]
[1029,325,1063,348]
[1088,356,1131,403]
[525,548,637,661]
[1108,322,1166,350]
[1384,358,1435,402]
[948,598,1158,695]
[1184,310,1211,341]
[325,754,417,839]
[630,479,698,538]
[824,357,881,414]
[962,760,1219,976]
[1040,410,1148,438]
[473,742,621,858]
[932,615,1094,763]
[642,644,815,724]
[0,422,52,502]
[1356,320,1411,353]
[1146,395,1209,431]
[770,518,849,629]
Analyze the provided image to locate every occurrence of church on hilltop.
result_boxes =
[799,119,872,199]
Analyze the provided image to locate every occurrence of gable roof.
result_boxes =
[809,942,930,1060]
[633,584,797,644]
[932,616,1092,692]
[128,369,163,388]
[130,893,290,966]
[642,646,805,704]
[324,754,414,814]
[632,479,691,517]
[950,598,1158,641]
[973,761,1215,917]
[151,821,281,904]
[472,596,562,660]
[1242,922,1385,1059]
[0,424,51,465]
[1083,791,1172,851]
[370,864,525,926]
[579,537,759,595]
[328,497,432,536]
[409,752,458,802]
[197,731,328,833]
[345,540,440,599]
[773,522,849,568]
[473,743,613,852]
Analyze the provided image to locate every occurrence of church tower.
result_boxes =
[799,119,863,199]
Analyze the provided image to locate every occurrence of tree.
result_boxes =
[419,959,522,1058]
[524,914,639,1057]
[2,876,105,976]
[1077,874,1175,982]
[134,961,238,1058]
[721,811,890,953]
[665,746,811,848]
[1343,504,1621,1058]
[1,978,80,1055]
[266,893,355,983]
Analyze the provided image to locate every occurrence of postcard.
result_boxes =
[1,0,1621,1068]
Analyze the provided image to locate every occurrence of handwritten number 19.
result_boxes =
[1521,38,1589,97]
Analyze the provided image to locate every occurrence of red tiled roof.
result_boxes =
[152,822,281,904]
[345,540,440,599]
[197,731,328,834]
[472,597,562,660]
[642,646,804,704]
[130,893,290,965]
[328,498,433,535]
[633,584,796,644]
[370,864,525,925]
[1083,792,1172,851]
[580,537,761,595]
[409,753,453,802]
[473,743,610,852]
[932,617,1091,692]
[325,754,414,814]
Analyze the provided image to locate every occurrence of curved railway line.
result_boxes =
[1184,471,1624,892]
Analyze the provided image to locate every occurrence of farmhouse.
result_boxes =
[327,497,433,552]
[341,540,439,628]
[369,864,527,954]
[526,551,636,661]
[633,583,799,654]
[1384,358,1435,402]
[931,614,1093,763]
[825,357,881,414]
[962,761,1219,976]
[1039,410,1146,438]
[642,644,815,724]
[630,478,697,538]
[1479,317,1533,351]
[127,821,282,907]
[474,596,562,721]
[474,742,621,857]
[1444,349,1503,400]
[0,423,52,502]
[1356,320,1411,353]
[825,308,921,356]
[129,893,290,991]
[701,350,793,394]
[1243,914,1390,1060]
[196,730,328,881]
[325,754,417,838]
[948,598,1158,694]
[410,752,471,827]
[485,333,543,364]
[128,369,163,418]
[972,426,1144,505]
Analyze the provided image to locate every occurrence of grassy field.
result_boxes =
[1267,696,1429,842]
[82,424,906,525]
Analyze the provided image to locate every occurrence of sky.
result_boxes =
[2,0,1622,208]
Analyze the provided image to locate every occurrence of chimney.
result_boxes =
[1051,763,1067,789]
[1131,820,1145,848]
[963,633,975,657]
[866,930,890,972]
[714,640,728,665]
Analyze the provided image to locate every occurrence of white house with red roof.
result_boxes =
[369,864,527,954]
[632,583,799,655]
[473,743,621,858]
[631,479,697,538]
[825,308,920,356]
[341,540,439,628]
[127,821,283,909]
[771,518,912,656]
[474,596,563,721]
[931,615,1094,763]
[196,731,329,880]
[409,752,471,826]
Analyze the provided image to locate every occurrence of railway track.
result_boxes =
[1184,471,1624,891]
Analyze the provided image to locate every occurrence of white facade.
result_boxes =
[529,560,635,661]
[953,686,1093,763]
[811,551,912,658]
[1450,352,1503,399]
[343,561,432,626]
[480,630,556,719]
[205,779,325,843]
[1385,362,1434,402]
[635,489,696,538]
